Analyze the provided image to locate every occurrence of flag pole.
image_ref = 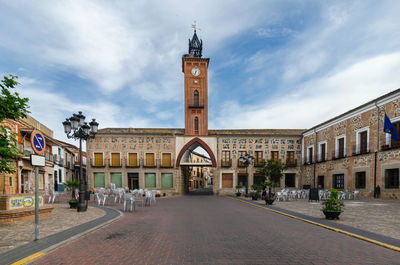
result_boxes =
[374,102,379,197]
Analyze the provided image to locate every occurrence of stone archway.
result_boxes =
[176,137,217,194]
[176,137,217,168]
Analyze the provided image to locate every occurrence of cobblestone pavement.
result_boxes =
[244,196,400,240]
[0,202,105,254]
[34,195,400,265]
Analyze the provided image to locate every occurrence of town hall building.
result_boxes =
[87,31,400,199]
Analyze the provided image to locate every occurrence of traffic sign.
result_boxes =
[30,130,46,155]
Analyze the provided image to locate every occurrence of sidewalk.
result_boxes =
[0,194,121,265]
[236,196,400,243]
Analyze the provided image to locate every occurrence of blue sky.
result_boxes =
[1,1,400,145]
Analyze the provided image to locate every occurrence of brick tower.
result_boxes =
[182,30,210,136]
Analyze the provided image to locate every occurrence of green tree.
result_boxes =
[0,75,29,174]
[63,180,80,202]
[257,159,287,199]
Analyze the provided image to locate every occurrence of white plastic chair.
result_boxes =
[133,190,145,207]
[353,190,359,200]
[123,193,135,212]
[114,188,125,204]
[276,191,284,201]
[48,189,58,204]
[145,191,155,206]
[96,188,108,206]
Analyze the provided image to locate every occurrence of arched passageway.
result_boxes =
[176,138,216,194]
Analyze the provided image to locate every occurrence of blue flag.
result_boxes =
[384,113,398,141]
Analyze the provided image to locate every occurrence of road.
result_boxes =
[34,195,400,264]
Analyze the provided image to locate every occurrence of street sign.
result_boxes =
[30,154,45,167]
[30,130,46,155]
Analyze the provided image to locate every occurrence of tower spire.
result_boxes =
[188,28,202,58]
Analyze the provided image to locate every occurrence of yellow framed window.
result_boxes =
[146,153,155,167]
[128,153,138,167]
[162,153,171,167]
[94,153,103,166]
[111,153,120,167]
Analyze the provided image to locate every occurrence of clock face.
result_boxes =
[191,67,200,76]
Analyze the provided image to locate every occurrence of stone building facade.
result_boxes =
[0,116,58,195]
[86,31,400,198]
[302,90,400,199]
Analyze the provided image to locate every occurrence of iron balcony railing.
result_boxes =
[332,150,346,160]
[160,158,174,168]
[352,144,369,156]
[221,159,232,168]
[286,159,297,167]
[188,98,205,108]
[381,142,400,151]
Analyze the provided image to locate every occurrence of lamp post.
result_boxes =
[239,153,254,197]
[62,111,99,212]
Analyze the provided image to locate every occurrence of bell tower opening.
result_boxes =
[182,30,210,136]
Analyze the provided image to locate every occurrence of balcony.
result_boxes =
[188,98,204,108]
[254,160,264,167]
[303,159,314,165]
[91,158,105,168]
[332,150,346,160]
[237,159,246,168]
[126,159,140,168]
[352,144,370,156]
[58,157,64,167]
[286,159,297,167]
[144,158,157,168]
[161,158,174,168]
[381,142,400,151]
[109,161,122,168]
[221,159,232,168]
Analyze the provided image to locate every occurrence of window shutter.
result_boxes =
[111,153,120,166]
[146,153,155,167]
[128,153,137,167]
[162,153,171,167]
[94,153,103,166]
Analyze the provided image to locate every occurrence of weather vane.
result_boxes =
[191,21,201,31]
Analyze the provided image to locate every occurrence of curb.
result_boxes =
[226,196,400,253]
[2,205,122,265]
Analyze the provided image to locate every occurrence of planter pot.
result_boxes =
[236,193,241,197]
[265,198,275,205]
[251,196,259,200]
[323,210,342,220]
[69,200,78,209]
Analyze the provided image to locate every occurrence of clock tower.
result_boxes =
[182,30,210,136]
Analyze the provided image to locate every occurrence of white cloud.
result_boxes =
[211,53,400,129]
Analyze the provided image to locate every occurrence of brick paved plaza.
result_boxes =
[33,195,400,265]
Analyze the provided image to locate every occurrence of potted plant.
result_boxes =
[63,180,80,208]
[264,181,275,205]
[250,184,262,200]
[235,185,242,197]
[257,159,287,205]
[321,189,344,219]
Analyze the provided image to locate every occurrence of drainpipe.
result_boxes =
[299,134,304,189]
[313,129,317,188]
[374,101,380,197]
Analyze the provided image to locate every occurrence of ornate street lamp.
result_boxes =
[62,111,99,212]
[239,153,254,197]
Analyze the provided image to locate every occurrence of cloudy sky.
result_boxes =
[1,0,400,145]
